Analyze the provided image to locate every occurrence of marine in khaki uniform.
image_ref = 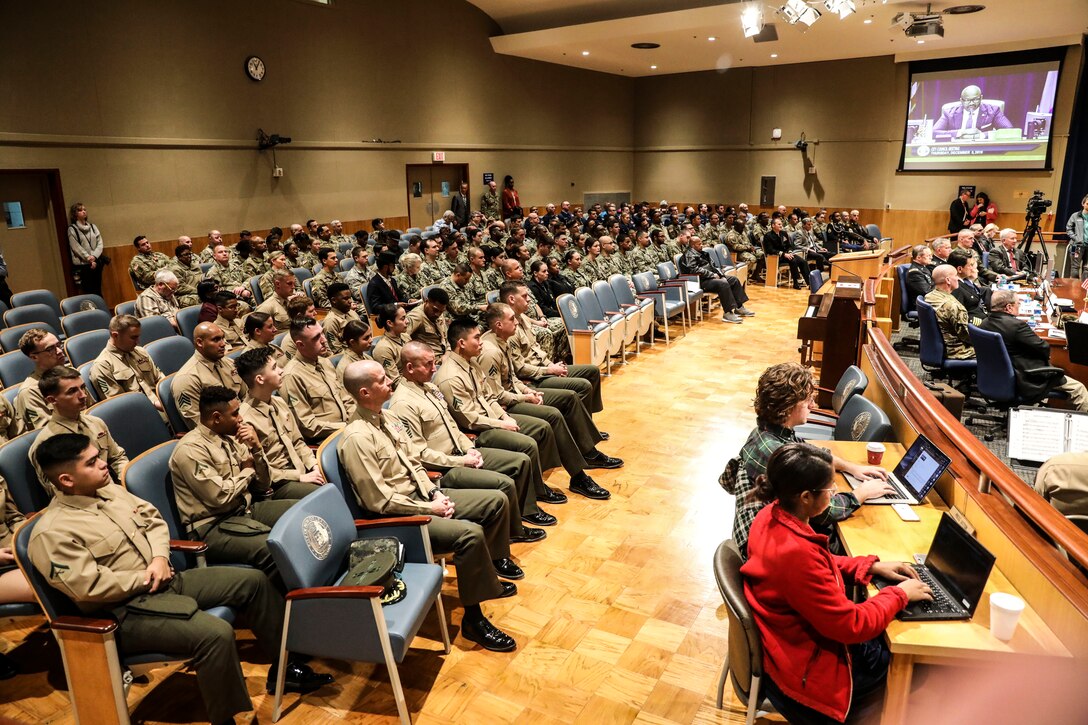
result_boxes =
[405,286,450,358]
[128,235,170,291]
[924,265,975,361]
[172,322,247,430]
[255,269,297,331]
[212,291,247,351]
[243,312,290,369]
[335,320,375,386]
[236,348,324,500]
[372,304,407,388]
[500,281,603,413]
[500,259,567,363]
[28,367,128,496]
[169,386,294,578]
[309,249,341,309]
[29,432,330,723]
[0,394,19,446]
[280,318,355,443]
[167,245,203,307]
[338,359,521,652]
[91,317,167,411]
[14,328,67,434]
[434,318,611,501]
[390,342,553,537]
[320,283,361,356]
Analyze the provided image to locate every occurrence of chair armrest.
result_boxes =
[354,515,430,530]
[570,329,597,336]
[588,319,606,325]
[427,471,442,481]
[170,539,209,554]
[817,386,835,396]
[1025,366,1066,378]
[603,309,623,316]
[287,585,383,601]
[637,289,667,297]
[52,616,118,634]
[465,432,477,441]
[618,303,637,308]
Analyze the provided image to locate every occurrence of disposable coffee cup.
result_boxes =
[866,442,885,465]
[989,592,1025,641]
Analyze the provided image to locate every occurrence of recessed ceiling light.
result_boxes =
[650,65,658,69]
[631,42,660,50]
[581,50,590,56]
[863,18,872,24]
[917,39,925,44]
[708,36,717,41]
[770,53,779,58]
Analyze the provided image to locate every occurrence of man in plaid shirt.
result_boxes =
[731,363,896,557]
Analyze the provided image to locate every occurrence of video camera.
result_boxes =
[1026,190,1052,222]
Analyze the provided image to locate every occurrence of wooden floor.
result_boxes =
[0,283,810,725]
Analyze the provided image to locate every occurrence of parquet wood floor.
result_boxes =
[0,284,809,724]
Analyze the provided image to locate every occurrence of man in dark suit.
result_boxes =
[932,85,1013,141]
[450,182,471,228]
[979,289,1088,410]
[947,249,988,322]
[987,228,1033,282]
[365,251,403,312]
[948,189,973,235]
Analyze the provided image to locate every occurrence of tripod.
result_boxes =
[1018,215,1049,278]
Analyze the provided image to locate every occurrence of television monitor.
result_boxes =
[899,51,1063,172]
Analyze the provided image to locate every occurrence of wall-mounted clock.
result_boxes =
[245,55,265,82]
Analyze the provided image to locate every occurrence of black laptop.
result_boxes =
[873,512,996,621]
[842,434,952,505]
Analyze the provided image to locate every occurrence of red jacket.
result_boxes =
[741,502,908,722]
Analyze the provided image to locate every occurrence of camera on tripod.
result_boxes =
[1026,190,1052,221]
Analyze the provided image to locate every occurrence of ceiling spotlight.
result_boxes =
[651,65,658,69]
[823,0,856,20]
[741,4,765,38]
[863,18,872,24]
[581,50,590,56]
[781,0,821,26]
[708,36,717,41]
[770,53,779,58]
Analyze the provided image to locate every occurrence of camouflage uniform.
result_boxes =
[466,271,489,307]
[418,260,446,287]
[724,229,763,276]
[482,267,505,293]
[309,268,341,309]
[297,251,318,273]
[580,257,604,283]
[342,264,371,302]
[440,279,481,320]
[629,246,658,275]
[241,254,267,280]
[205,260,248,291]
[129,251,170,291]
[524,287,569,362]
[924,289,975,360]
[560,266,593,290]
[167,257,203,308]
[481,190,501,220]
[394,270,425,303]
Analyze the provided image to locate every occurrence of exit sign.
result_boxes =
[432,151,445,162]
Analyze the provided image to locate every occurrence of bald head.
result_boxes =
[343,360,385,404]
[501,258,523,279]
[399,341,437,382]
[193,322,226,361]
[932,264,958,288]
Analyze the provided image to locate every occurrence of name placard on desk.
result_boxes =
[836,282,862,289]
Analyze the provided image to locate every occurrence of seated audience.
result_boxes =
[243,311,288,367]
[196,279,220,323]
[172,322,247,430]
[947,249,989,323]
[404,286,450,358]
[280,317,355,443]
[128,234,169,291]
[309,247,342,309]
[791,217,829,270]
[679,235,754,323]
[924,264,975,360]
[167,243,202,307]
[90,314,166,412]
[213,291,246,349]
[366,251,403,311]
[905,244,935,302]
[255,269,297,331]
[954,229,998,284]
[741,442,932,725]
[372,304,407,388]
[16,328,68,434]
[335,320,374,385]
[979,289,1088,410]
[135,270,181,329]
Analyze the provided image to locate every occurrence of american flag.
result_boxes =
[1081,277,1088,292]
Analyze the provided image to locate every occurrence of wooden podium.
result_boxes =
[797,277,864,407]
[829,249,883,282]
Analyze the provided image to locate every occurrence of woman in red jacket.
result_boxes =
[741,443,932,724]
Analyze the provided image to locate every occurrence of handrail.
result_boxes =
[926,229,1066,244]
[867,328,1088,571]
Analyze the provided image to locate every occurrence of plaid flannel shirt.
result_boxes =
[732,421,859,557]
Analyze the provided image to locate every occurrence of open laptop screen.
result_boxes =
[893,435,952,498]
[925,513,996,614]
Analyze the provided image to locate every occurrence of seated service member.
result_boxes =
[904,244,935,302]
[29,366,128,495]
[1034,450,1088,517]
[391,341,553,536]
[90,314,166,412]
[924,264,975,359]
[29,433,331,723]
[255,268,298,331]
[679,235,754,324]
[128,234,170,291]
[731,363,893,557]
[404,285,451,358]
[336,320,374,385]
[979,290,1088,411]
[170,386,295,577]
[172,322,247,430]
[237,347,326,500]
[243,311,289,367]
[742,443,932,725]
[338,360,522,652]
[309,247,342,309]
[281,317,355,443]
[134,269,181,330]
[15,328,69,434]
[947,249,989,323]
[321,282,361,355]
[372,303,408,388]
[212,291,246,350]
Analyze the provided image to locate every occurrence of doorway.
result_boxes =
[0,170,71,301]
[406,163,469,229]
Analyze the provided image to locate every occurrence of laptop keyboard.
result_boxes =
[910,565,960,614]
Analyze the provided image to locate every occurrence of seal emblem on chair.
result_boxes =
[568,300,579,319]
[851,412,872,441]
[302,515,332,560]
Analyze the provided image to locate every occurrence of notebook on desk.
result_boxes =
[873,512,996,621]
[841,434,951,505]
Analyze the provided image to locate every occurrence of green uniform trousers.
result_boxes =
[198,499,296,584]
[531,364,603,413]
[508,399,594,476]
[474,430,548,510]
[425,488,509,606]
[506,412,564,473]
[271,481,321,500]
[118,566,283,723]
[537,387,603,448]
[438,464,528,536]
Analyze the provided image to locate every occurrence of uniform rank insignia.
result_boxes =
[97,378,111,397]
[49,561,70,580]
[179,392,192,409]
[452,397,462,411]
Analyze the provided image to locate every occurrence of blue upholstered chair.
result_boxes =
[60,309,111,338]
[609,274,655,348]
[833,395,893,443]
[631,272,686,344]
[64,329,110,368]
[60,294,109,315]
[795,365,869,441]
[176,305,202,341]
[88,392,173,460]
[137,314,177,345]
[145,336,194,377]
[11,289,62,319]
[915,297,977,381]
[0,349,35,388]
[593,279,639,358]
[556,292,611,375]
[4,304,63,337]
[158,375,190,434]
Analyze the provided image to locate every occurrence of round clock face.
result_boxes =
[245,56,265,82]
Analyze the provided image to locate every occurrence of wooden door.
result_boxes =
[0,171,68,299]
[405,164,468,229]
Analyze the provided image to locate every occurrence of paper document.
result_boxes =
[1008,408,1088,464]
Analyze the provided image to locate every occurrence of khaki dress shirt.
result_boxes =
[404,305,449,357]
[90,342,165,404]
[169,424,268,533]
[255,295,292,331]
[29,412,129,495]
[172,353,246,430]
[15,370,51,435]
[388,379,474,469]
[0,394,20,445]
[281,355,355,442]
[322,307,361,355]
[372,334,405,388]
[432,352,510,431]
[337,407,437,516]
[0,477,26,549]
[240,395,317,483]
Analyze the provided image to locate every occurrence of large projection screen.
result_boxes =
[900,53,1062,172]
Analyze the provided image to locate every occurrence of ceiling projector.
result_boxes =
[892,11,945,39]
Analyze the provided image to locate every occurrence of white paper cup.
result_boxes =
[989,592,1025,641]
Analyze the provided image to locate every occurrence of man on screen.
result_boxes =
[932,85,1013,140]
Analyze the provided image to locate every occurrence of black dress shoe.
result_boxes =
[570,474,612,500]
[497,581,518,599]
[266,662,335,694]
[510,527,547,543]
[522,511,558,526]
[598,431,610,441]
[493,558,525,580]
[537,487,568,504]
[462,616,517,652]
[584,453,623,470]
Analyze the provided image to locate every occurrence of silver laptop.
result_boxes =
[841,434,951,505]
